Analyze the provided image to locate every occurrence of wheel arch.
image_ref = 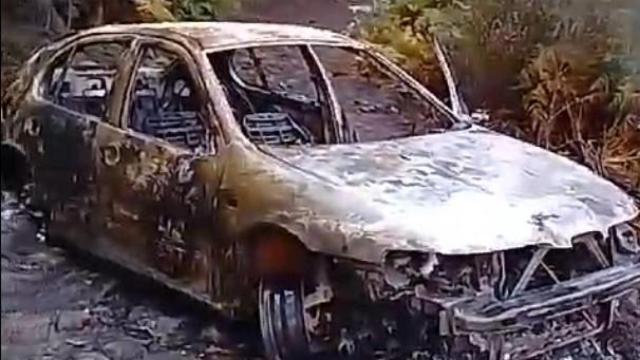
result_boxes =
[239,221,316,279]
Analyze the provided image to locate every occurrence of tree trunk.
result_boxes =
[1,0,69,33]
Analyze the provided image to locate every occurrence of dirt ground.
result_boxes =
[2,1,640,359]
[1,193,261,360]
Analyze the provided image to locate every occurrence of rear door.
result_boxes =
[15,38,132,241]
[93,39,223,303]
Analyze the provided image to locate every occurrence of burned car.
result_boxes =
[1,22,639,360]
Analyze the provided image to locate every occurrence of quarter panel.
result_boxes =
[15,100,98,240]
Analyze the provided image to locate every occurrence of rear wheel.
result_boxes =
[1,144,29,194]
[1,144,51,243]
[259,277,311,360]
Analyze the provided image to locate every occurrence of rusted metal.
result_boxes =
[1,22,639,360]
[510,248,549,296]
[453,263,640,333]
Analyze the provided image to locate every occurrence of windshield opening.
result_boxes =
[207,45,464,147]
[312,45,462,143]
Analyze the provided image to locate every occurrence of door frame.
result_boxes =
[99,36,238,308]
[115,35,222,154]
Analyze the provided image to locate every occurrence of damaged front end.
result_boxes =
[303,223,640,359]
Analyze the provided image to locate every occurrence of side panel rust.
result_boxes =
[12,95,99,243]
[90,125,223,305]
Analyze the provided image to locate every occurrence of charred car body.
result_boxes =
[1,22,639,360]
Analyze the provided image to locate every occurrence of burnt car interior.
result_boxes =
[209,45,330,145]
[44,42,210,153]
[208,45,458,146]
[45,41,127,119]
[128,46,210,152]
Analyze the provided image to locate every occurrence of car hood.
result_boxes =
[264,128,638,256]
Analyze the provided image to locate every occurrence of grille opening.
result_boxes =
[503,239,609,298]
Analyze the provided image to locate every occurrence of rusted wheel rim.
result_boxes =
[259,278,310,360]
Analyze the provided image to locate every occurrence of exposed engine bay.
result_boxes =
[292,227,640,359]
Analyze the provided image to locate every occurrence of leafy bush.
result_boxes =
[363,0,640,200]
[124,0,239,22]
[172,0,238,21]
[76,0,240,24]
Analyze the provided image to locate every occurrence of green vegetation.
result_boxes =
[172,0,239,21]
[124,0,239,22]
[363,0,640,199]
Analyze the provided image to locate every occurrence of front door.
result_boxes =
[93,40,222,303]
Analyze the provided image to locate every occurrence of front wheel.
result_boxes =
[259,277,311,360]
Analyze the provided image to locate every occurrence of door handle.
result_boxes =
[101,143,121,167]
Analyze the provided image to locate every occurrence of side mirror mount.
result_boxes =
[460,109,490,124]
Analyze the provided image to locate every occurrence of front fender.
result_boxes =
[219,142,391,264]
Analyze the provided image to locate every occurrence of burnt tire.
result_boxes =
[259,277,310,360]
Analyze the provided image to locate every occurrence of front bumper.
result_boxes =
[334,253,639,359]
[451,262,640,333]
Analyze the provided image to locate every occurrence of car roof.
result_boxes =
[81,22,361,51]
